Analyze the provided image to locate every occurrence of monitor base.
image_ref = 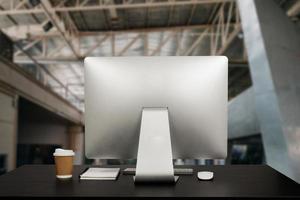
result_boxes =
[134,176,179,183]
[123,168,194,175]
[134,108,176,183]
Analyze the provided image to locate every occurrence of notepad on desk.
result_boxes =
[80,168,120,180]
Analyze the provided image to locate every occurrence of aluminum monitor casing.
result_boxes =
[85,56,228,159]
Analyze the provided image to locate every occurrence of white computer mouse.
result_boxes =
[197,171,214,181]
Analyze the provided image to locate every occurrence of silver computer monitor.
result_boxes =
[85,56,227,163]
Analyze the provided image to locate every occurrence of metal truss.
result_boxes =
[11,2,242,63]
[0,0,245,110]
[0,0,233,15]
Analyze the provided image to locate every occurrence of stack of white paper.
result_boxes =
[80,168,120,180]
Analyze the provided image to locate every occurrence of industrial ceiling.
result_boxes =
[0,0,299,111]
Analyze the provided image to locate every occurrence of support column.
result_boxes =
[228,87,260,139]
[238,0,300,182]
[68,125,84,165]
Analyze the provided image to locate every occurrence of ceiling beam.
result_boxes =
[182,28,209,56]
[40,0,80,59]
[14,56,248,67]
[83,34,110,57]
[175,30,183,55]
[4,23,239,40]
[117,34,141,56]
[14,43,82,103]
[216,25,241,55]
[0,0,233,15]
[144,33,149,56]
[15,38,42,56]
[111,33,115,56]
[287,0,300,17]
[167,1,175,26]
[187,4,197,25]
[0,4,18,25]
[150,32,175,56]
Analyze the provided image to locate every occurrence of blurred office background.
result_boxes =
[0,0,299,182]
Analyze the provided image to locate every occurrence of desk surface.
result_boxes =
[0,165,299,198]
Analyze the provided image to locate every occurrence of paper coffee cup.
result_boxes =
[53,149,75,179]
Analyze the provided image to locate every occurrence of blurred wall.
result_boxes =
[0,90,17,171]
[18,123,68,148]
[17,98,84,165]
[18,98,70,148]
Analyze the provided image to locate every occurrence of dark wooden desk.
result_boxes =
[0,165,299,198]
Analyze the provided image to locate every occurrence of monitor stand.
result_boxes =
[134,108,179,183]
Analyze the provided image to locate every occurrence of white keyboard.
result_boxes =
[123,168,193,175]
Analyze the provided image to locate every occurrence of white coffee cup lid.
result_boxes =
[53,148,75,156]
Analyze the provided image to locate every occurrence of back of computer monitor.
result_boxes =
[85,56,228,160]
